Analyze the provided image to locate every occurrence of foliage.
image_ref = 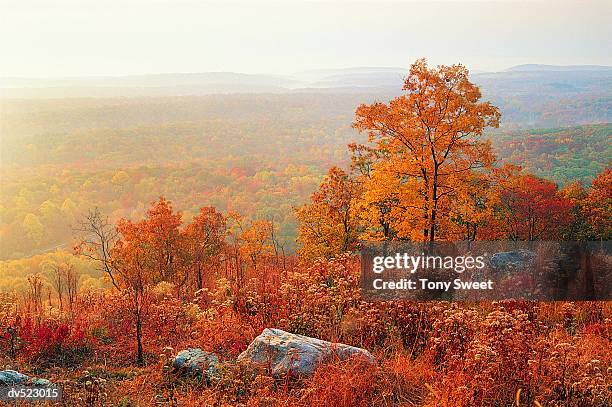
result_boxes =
[296,167,362,260]
[0,59,610,406]
[584,167,612,240]
[352,59,500,242]
[1,92,609,260]
[492,123,611,185]
[486,165,573,240]
[1,203,610,406]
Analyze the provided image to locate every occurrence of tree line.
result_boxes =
[296,59,611,259]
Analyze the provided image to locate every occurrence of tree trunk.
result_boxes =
[9,328,16,359]
[423,169,429,241]
[429,208,437,242]
[136,312,144,365]
[196,263,203,291]
[135,291,144,366]
[429,170,438,242]
[423,203,429,241]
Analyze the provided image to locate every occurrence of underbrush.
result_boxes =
[0,257,610,406]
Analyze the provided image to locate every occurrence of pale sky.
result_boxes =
[1,0,611,77]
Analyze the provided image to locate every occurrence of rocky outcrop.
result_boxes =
[0,370,29,385]
[0,370,52,387]
[237,328,374,377]
[171,348,219,382]
[490,250,536,272]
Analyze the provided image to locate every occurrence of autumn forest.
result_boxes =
[1,57,611,406]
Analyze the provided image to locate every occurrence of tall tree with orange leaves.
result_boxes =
[112,198,186,364]
[558,180,594,241]
[353,59,500,241]
[446,171,497,241]
[584,166,612,240]
[184,206,226,291]
[77,198,186,364]
[296,167,361,259]
[142,197,185,284]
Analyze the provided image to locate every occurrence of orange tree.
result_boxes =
[77,198,186,365]
[183,206,227,291]
[558,180,594,240]
[584,166,611,240]
[352,59,500,241]
[295,167,362,260]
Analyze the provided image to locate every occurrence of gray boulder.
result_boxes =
[490,250,536,272]
[172,348,219,382]
[0,370,52,387]
[237,328,374,377]
[31,378,52,387]
[0,370,29,385]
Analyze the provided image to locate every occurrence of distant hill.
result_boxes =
[3,64,611,94]
[294,67,406,88]
[1,65,611,128]
[0,72,295,98]
[0,72,296,89]
[507,64,612,72]
[471,68,612,127]
[298,67,407,76]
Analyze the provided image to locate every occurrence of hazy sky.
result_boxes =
[1,0,611,77]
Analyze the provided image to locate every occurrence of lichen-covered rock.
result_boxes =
[0,370,52,387]
[0,370,29,385]
[30,378,52,387]
[490,250,536,272]
[237,328,375,377]
[172,348,219,382]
